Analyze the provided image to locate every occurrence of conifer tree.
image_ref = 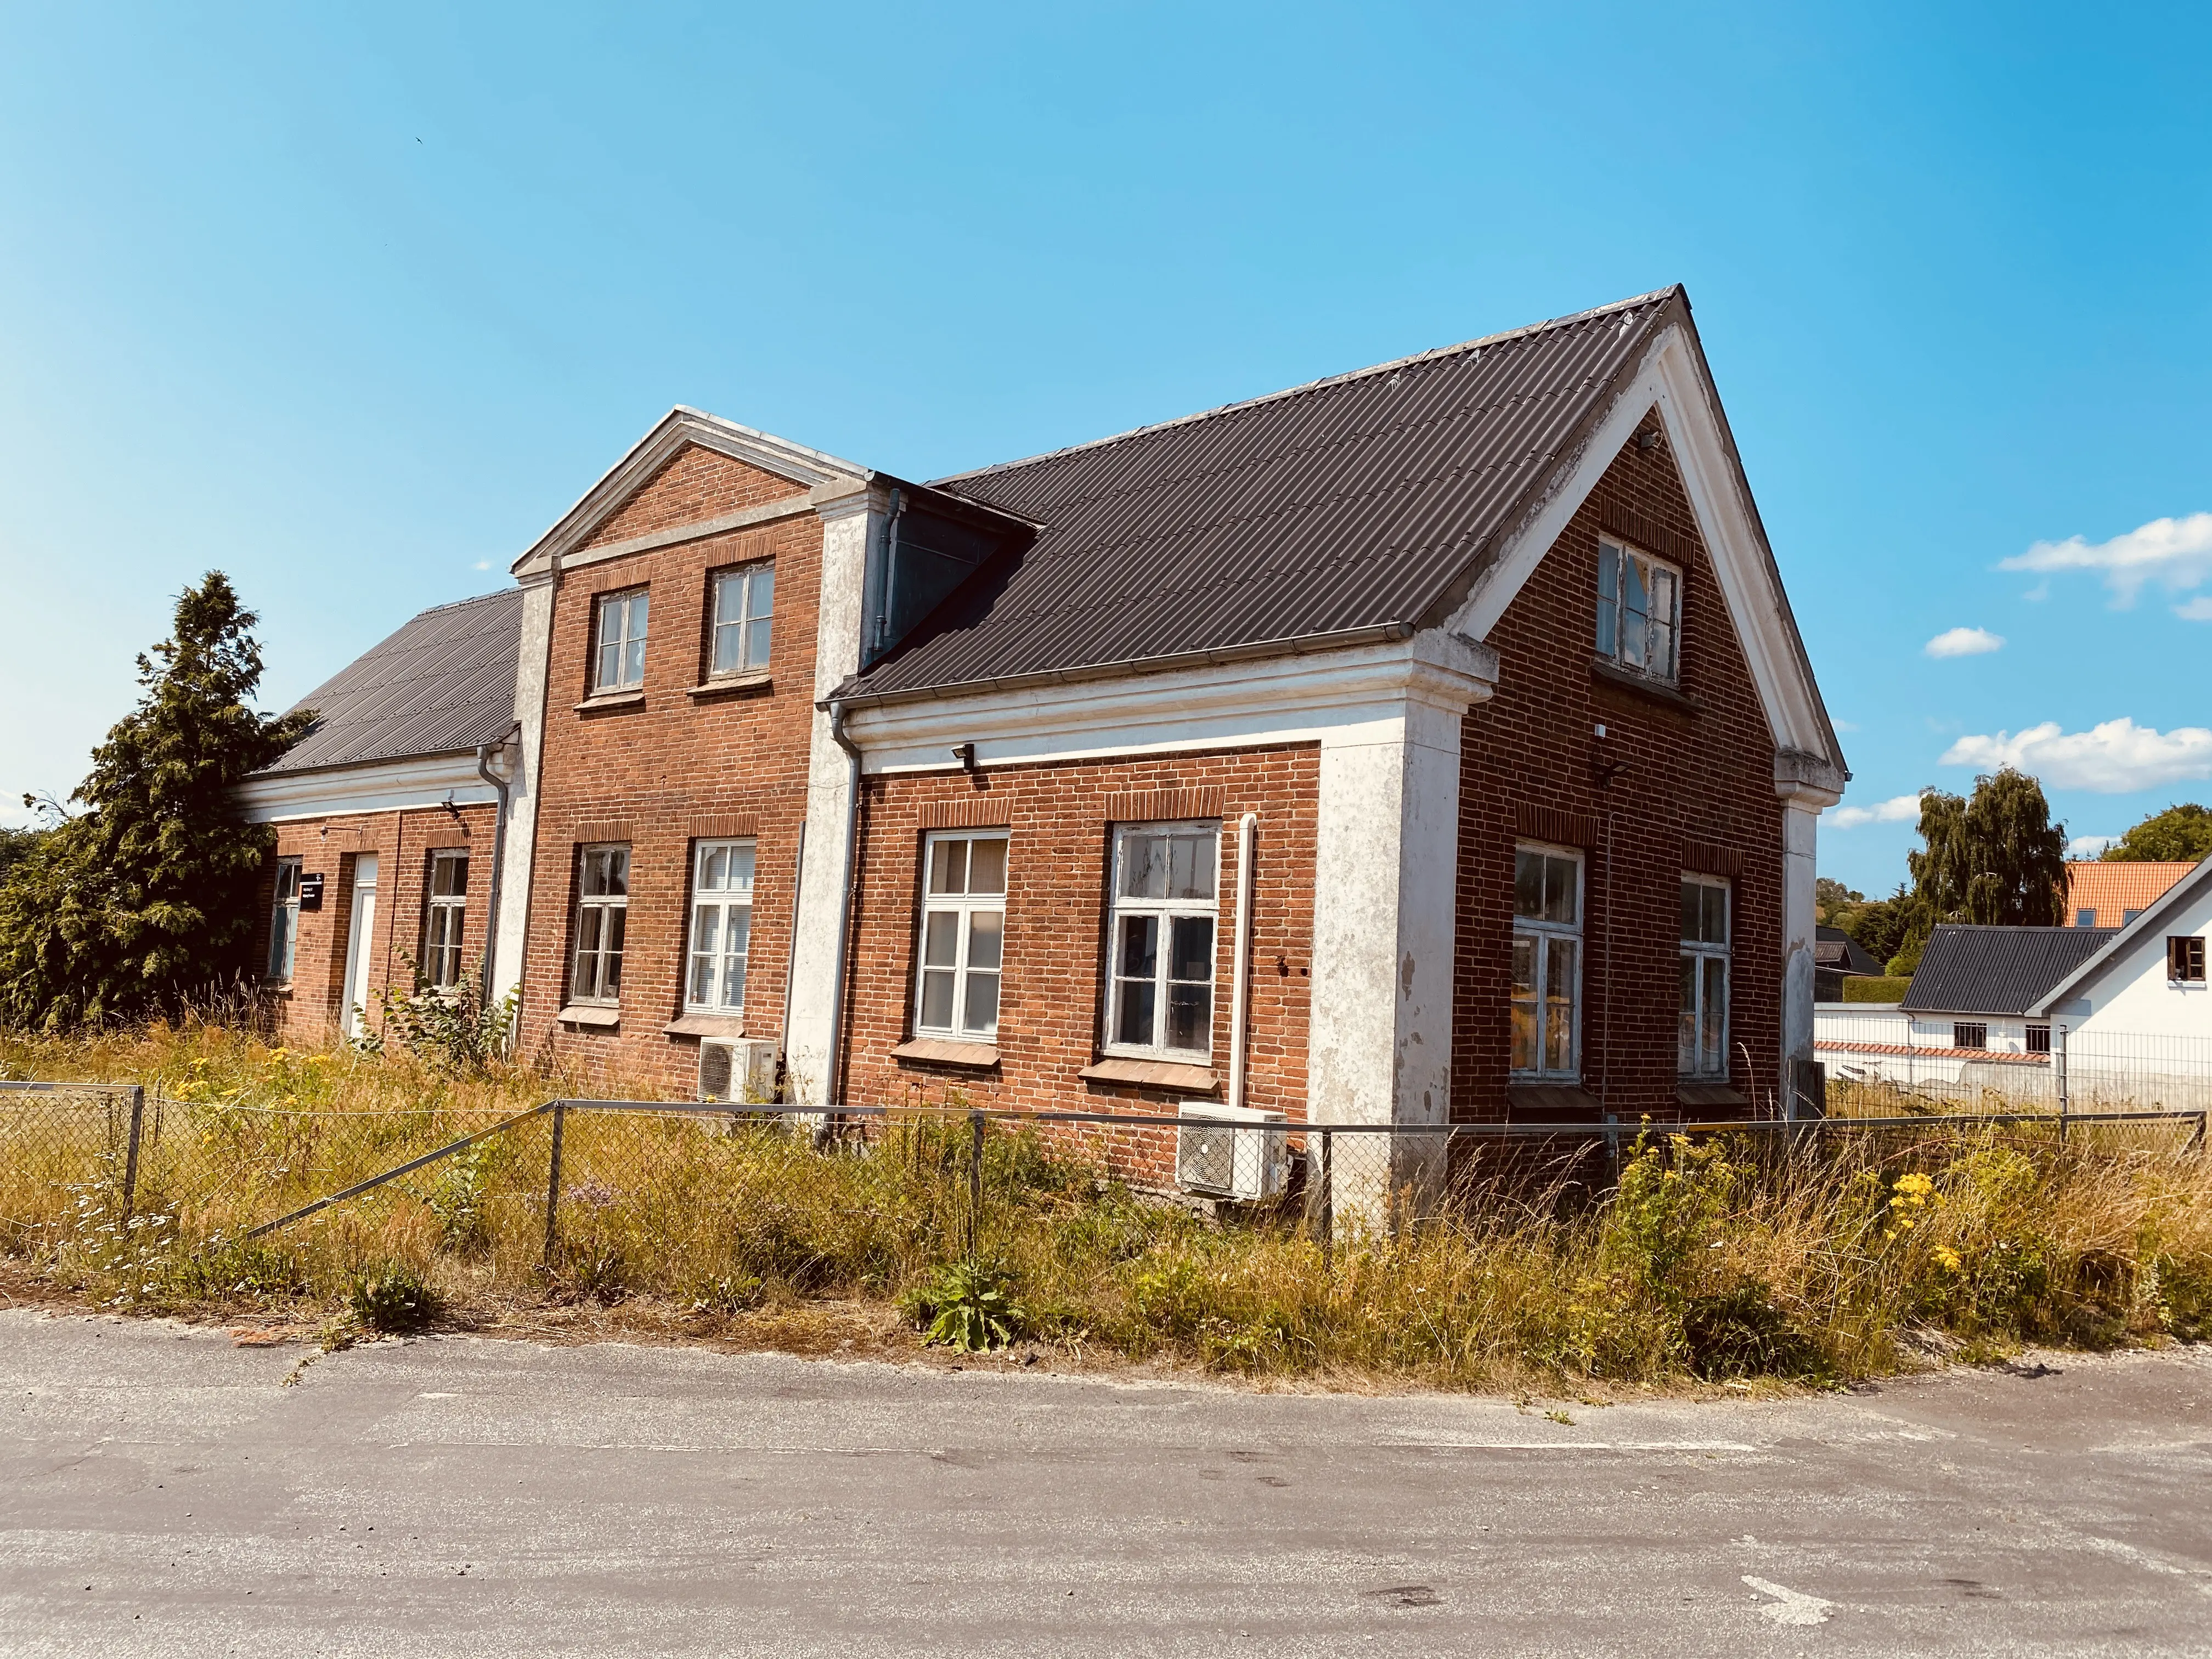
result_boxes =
[0,574,313,1030]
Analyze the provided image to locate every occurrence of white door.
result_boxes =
[341,854,379,1039]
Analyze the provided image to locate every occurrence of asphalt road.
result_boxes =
[3,1310,2209,1657]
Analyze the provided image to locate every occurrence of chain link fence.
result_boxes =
[5,1074,2207,1297]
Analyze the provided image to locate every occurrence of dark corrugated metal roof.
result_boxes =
[256,590,522,775]
[1815,927,1883,977]
[1900,925,2117,1017]
[842,288,1682,699]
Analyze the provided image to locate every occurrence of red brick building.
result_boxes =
[245,287,1847,1186]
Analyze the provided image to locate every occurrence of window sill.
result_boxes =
[1589,657,1700,713]
[263,985,295,1000]
[686,672,772,700]
[665,1012,746,1039]
[1081,1057,1218,1094]
[1505,1081,1604,1118]
[1677,1082,1747,1110]
[556,1004,620,1029]
[574,690,646,713]
[893,1037,1000,1069]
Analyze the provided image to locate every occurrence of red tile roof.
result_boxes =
[2063,861,2195,928]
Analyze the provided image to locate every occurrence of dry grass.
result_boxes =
[4,1020,2209,1391]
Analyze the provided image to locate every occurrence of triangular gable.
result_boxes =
[1441,302,1844,785]
[2033,853,2212,1014]
[511,407,871,580]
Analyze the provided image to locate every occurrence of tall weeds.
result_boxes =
[3,1022,2207,1390]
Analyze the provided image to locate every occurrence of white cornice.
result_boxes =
[1445,324,1844,773]
[512,409,871,580]
[552,495,821,578]
[842,630,1498,773]
[234,751,499,822]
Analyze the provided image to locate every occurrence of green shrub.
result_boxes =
[1842,976,1911,1003]
[904,1259,1023,1351]
[347,1265,438,1333]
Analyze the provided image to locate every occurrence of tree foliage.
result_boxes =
[1888,770,2067,973]
[2101,802,2212,865]
[0,574,313,1030]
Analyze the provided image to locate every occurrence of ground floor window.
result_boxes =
[268,857,302,981]
[2026,1023,2051,1054]
[570,844,629,1003]
[1954,1021,1987,1051]
[1511,843,1582,1079]
[1105,821,1218,1062]
[915,831,1007,1040]
[1678,874,1730,1079]
[421,850,469,988]
[686,839,755,1013]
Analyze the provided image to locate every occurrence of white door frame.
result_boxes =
[341,854,380,1039]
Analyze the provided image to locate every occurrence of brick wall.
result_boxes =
[517,444,822,1090]
[839,746,1321,1159]
[1454,416,1784,1122]
[253,803,499,1046]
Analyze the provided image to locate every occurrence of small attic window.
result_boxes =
[1596,539,1679,684]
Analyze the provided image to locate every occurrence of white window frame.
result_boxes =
[569,844,630,1005]
[1596,538,1681,685]
[421,850,469,989]
[1103,820,1221,1064]
[708,561,775,679]
[684,839,756,1014]
[592,587,649,693]
[1511,842,1584,1081]
[268,856,302,982]
[1678,873,1731,1080]
[913,831,1009,1042]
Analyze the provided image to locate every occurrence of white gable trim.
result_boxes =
[511,407,870,579]
[1443,323,1842,774]
[2032,854,2212,1015]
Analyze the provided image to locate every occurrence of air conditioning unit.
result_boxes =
[1176,1102,1288,1201]
[697,1038,780,1105]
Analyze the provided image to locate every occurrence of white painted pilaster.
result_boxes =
[783,477,889,1106]
[493,574,555,1013]
[1775,751,1844,1113]
[1306,631,1496,1127]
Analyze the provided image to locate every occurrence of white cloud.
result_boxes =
[1939,717,2212,793]
[2068,834,2117,858]
[1924,625,2004,658]
[472,558,493,571]
[1832,718,1860,732]
[1826,793,1922,828]
[1997,512,2212,608]
[2176,596,2212,622]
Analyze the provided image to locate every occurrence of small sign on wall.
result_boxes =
[298,873,325,911]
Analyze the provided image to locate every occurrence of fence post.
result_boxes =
[1318,1129,1333,1271]
[2057,1026,2069,1147]
[541,1102,566,1271]
[121,1085,145,1220]
[967,1110,985,1262]
[2191,1110,2207,1155]
[1604,1113,1622,1182]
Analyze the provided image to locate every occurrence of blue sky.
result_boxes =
[3,2,2208,895]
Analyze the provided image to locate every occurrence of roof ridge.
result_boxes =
[404,587,522,621]
[929,286,1681,490]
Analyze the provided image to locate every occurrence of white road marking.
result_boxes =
[1395,1440,1759,1453]
[1743,1576,1834,1626]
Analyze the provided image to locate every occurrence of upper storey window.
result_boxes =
[593,588,649,692]
[709,562,775,678]
[1596,539,1680,684]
